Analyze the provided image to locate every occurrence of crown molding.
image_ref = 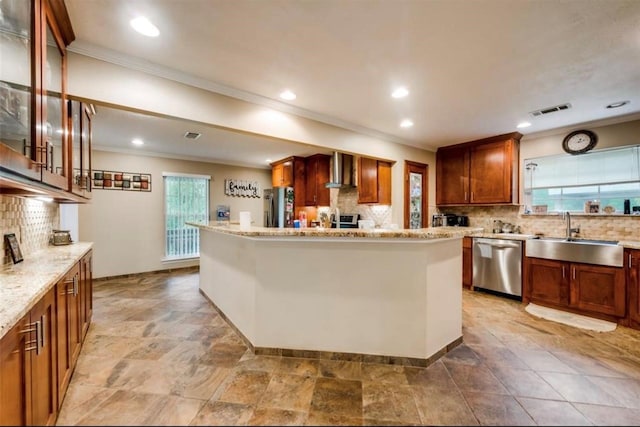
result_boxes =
[68,42,414,148]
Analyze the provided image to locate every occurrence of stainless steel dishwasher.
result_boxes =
[472,237,522,298]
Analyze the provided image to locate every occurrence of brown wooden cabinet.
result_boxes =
[627,249,640,329]
[55,262,80,408]
[304,154,330,206]
[68,100,94,199]
[80,250,93,339]
[0,0,86,202]
[358,157,392,204]
[1,250,93,426]
[462,236,472,289]
[271,156,306,218]
[0,286,57,426]
[524,256,626,320]
[436,132,521,206]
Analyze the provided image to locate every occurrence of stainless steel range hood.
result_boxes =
[326,151,356,188]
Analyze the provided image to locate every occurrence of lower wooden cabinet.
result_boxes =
[0,287,57,426]
[462,237,472,289]
[56,262,81,409]
[627,249,640,328]
[524,256,625,320]
[0,250,93,426]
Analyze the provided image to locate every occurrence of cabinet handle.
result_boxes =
[562,266,565,278]
[24,320,41,354]
[65,274,78,296]
[630,254,633,268]
[573,267,576,280]
[464,192,467,201]
[40,315,46,350]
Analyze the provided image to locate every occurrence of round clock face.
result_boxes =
[562,130,597,154]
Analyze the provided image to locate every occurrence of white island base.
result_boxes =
[198,226,464,366]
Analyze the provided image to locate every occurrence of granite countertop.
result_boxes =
[189,222,484,239]
[0,242,93,340]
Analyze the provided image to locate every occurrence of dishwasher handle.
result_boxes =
[475,239,521,250]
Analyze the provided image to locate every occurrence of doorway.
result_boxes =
[404,161,428,229]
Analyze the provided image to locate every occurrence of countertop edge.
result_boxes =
[0,242,94,340]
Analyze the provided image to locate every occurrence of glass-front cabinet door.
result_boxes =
[69,99,93,198]
[0,0,40,181]
[41,17,67,189]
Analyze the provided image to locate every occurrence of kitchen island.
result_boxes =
[189,223,482,366]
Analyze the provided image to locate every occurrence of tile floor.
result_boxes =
[56,267,640,426]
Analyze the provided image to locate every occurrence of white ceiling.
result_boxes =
[65,0,640,169]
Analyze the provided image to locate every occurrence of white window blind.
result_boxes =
[163,173,210,260]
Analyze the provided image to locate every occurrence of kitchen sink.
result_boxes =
[525,237,623,267]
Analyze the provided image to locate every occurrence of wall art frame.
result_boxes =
[4,233,23,264]
[92,169,152,192]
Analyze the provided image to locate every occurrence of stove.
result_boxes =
[330,213,360,228]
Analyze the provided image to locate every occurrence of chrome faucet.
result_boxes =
[562,211,580,240]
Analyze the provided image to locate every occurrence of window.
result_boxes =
[524,145,640,212]
[163,172,210,260]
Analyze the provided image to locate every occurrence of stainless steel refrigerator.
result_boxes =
[264,187,294,227]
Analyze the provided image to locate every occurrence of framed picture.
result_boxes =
[4,233,23,264]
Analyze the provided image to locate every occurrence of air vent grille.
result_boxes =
[529,103,572,117]
[183,131,201,140]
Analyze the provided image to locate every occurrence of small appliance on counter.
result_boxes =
[330,213,360,228]
[50,229,73,245]
[432,213,468,227]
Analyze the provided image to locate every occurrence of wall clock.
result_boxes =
[562,129,598,155]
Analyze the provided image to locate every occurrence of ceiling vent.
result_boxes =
[183,131,201,140]
[529,103,572,117]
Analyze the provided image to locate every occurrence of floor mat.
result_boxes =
[525,303,617,332]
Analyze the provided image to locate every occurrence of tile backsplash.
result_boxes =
[335,187,394,227]
[1,195,59,265]
[439,205,640,241]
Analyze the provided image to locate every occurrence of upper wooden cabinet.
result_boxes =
[271,156,301,188]
[0,0,85,201]
[68,100,94,199]
[358,156,392,205]
[436,132,521,206]
[271,156,305,216]
[304,154,330,206]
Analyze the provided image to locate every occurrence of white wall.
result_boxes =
[67,53,437,227]
[79,150,271,278]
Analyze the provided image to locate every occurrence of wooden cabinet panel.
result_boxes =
[525,257,569,308]
[271,158,295,187]
[436,147,469,205]
[436,132,520,206]
[1,287,59,426]
[0,314,29,426]
[304,154,330,206]
[470,139,515,204]
[80,250,93,339]
[357,157,392,204]
[29,287,57,426]
[570,263,626,317]
[628,249,640,328]
[56,262,80,407]
[358,157,378,203]
[525,256,627,321]
[462,237,472,289]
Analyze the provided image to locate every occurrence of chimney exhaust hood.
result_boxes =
[326,151,356,188]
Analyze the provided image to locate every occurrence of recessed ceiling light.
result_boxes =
[391,87,409,98]
[400,119,414,128]
[606,100,629,109]
[280,90,296,100]
[132,138,144,146]
[130,16,160,37]
[265,159,272,163]
[517,121,531,129]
